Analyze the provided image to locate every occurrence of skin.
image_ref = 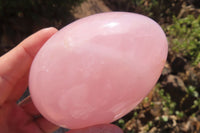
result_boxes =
[0,27,123,133]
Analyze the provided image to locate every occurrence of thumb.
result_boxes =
[67,124,123,133]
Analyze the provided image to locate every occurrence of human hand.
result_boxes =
[0,27,123,133]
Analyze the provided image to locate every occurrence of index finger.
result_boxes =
[0,27,58,105]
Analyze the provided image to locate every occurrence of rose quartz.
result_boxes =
[29,12,168,129]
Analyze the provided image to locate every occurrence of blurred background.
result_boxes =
[0,0,200,132]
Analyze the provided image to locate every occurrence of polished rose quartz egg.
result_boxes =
[29,12,168,129]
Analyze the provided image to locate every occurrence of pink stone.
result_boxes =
[29,12,168,129]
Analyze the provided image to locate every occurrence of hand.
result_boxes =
[0,27,123,133]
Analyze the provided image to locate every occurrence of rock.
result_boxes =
[167,50,174,63]
[177,72,188,83]
[186,66,200,88]
[171,56,187,73]
[163,74,197,111]
[150,101,162,117]
[159,62,172,81]
[149,127,157,133]
[71,0,111,19]
[163,74,187,104]
[162,62,172,76]
[29,12,168,129]
[179,116,200,132]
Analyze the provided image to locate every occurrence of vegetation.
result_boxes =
[115,83,200,132]
[166,15,200,65]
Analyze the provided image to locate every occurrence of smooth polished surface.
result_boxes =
[29,12,168,129]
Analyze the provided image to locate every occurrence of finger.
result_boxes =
[67,124,123,133]
[19,96,40,117]
[36,117,59,133]
[7,71,29,102]
[19,96,59,132]
[0,27,58,105]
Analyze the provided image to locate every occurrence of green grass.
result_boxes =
[166,15,200,65]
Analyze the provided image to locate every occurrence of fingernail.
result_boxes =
[43,27,58,31]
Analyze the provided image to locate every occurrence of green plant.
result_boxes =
[117,119,125,129]
[186,86,200,111]
[166,15,200,65]
[179,85,200,115]
[187,85,199,98]
[158,88,176,115]
[192,99,200,109]
[132,0,183,22]
[160,115,168,122]
[175,111,184,118]
[147,121,153,130]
